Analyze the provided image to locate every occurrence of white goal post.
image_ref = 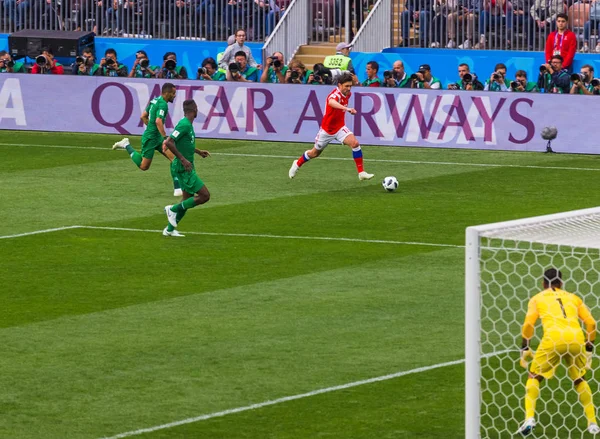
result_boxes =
[466,206,600,438]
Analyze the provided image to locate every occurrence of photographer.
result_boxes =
[129,50,158,78]
[570,64,596,95]
[383,60,411,88]
[510,70,539,92]
[197,57,226,81]
[411,64,442,89]
[361,61,382,87]
[260,51,288,83]
[447,63,483,91]
[156,52,188,80]
[99,48,128,77]
[71,47,101,76]
[538,54,570,93]
[226,51,259,82]
[31,47,64,75]
[0,50,25,73]
[285,60,314,84]
[484,63,511,92]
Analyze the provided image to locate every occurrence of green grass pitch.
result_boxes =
[3,131,600,438]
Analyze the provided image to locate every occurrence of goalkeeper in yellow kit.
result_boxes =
[517,268,599,436]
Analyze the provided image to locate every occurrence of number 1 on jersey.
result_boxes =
[556,298,567,318]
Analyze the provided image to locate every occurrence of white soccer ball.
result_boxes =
[382,176,399,192]
[541,126,558,140]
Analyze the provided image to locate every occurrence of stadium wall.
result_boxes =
[351,48,600,86]
[0,74,597,153]
[0,34,263,76]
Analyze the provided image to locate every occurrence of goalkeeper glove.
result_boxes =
[520,348,534,369]
[586,342,594,370]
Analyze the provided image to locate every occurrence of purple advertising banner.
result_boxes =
[0,74,596,154]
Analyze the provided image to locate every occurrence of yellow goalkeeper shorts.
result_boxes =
[530,339,587,380]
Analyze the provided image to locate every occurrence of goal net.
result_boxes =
[466,207,600,439]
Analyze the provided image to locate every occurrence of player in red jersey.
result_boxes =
[289,72,374,181]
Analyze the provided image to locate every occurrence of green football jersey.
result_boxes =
[170,117,196,164]
[143,96,168,139]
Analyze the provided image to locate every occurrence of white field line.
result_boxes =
[0,225,82,239]
[100,349,514,439]
[3,142,600,173]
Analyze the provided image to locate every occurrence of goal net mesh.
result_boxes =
[475,210,600,438]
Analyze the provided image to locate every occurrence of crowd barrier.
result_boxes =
[0,74,596,154]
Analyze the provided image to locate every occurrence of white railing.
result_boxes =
[262,0,309,64]
[350,0,391,52]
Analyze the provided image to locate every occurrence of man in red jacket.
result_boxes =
[545,13,576,73]
[31,47,64,75]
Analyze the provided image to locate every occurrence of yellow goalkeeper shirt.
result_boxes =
[522,288,596,344]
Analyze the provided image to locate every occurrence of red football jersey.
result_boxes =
[321,87,351,135]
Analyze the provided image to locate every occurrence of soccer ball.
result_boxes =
[382,176,399,192]
[541,126,558,140]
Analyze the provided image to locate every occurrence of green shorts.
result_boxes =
[171,161,205,195]
[141,136,163,160]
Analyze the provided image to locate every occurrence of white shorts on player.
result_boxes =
[314,126,353,150]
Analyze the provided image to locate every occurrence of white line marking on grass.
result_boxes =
[0,225,82,239]
[3,142,600,173]
[80,225,463,248]
[100,349,514,439]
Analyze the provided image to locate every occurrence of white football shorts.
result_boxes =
[314,126,353,150]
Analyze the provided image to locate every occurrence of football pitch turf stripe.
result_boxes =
[0,225,463,248]
[3,141,600,173]
[100,349,514,439]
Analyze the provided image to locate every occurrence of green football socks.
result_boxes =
[125,145,142,168]
[171,198,196,214]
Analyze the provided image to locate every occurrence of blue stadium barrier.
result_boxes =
[0,34,263,75]
[350,48,600,86]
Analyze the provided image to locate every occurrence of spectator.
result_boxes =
[217,34,236,66]
[537,54,570,93]
[477,0,511,49]
[72,47,101,76]
[224,1,250,39]
[545,13,576,72]
[260,51,288,83]
[507,0,535,50]
[531,0,565,34]
[446,0,479,48]
[253,0,286,39]
[31,46,64,75]
[411,63,442,89]
[226,51,259,82]
[323,42,355,74]
[197,57,226,80]
[484,62,511,91]
[99,48,128,77]
[401,0,434,47]
[219,28,260,71]
[383,60,411,87]
[284,60,316,84]
[361,61,381,87]
[4,0,30,30]
[448,63,484,90]
[195,0,216,39]
[157,52,188,79]
[581,1,600,53]
[570,64,595,94]
[511,69,539,92]
[128,50,158,78]
[429,0,449,47]
[0,50,25,73]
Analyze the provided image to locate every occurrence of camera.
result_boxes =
[540,65,547,73]
[1,58,14,68]
[592,78,600,87]
[571,72,587,83]
[165,59,176,70]
[510,80,519,90]
[312,63,334,84]
[229,62,240,75]
[462,72,472,83]
[198,67,207,75]
[36,55,47,66]
[448,83,459,90]
[76,56,85,65]
[105,58,115,66]
[410,73,419,81]
[383,70,393,80]
[140,58,149,68]
[492,72,501,81]
[270,56,282,68]
[290,70,300,80]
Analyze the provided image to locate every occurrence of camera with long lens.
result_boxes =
[462,72,472,83]
[592,78,600,87]
[383,70,393,80]
[229,62,240,75]
[539,65,547,73]
[76,56,86,65]
[270,56,282,68]
[313,63,333,84]
[140,58,149,68]
[165,59,176,70]
[290,70,300,80]
[36,55,47,66]
[198,67,207,75]
[571,72,587,83]
[105,58,115,66]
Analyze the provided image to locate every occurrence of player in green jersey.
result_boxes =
[163,99,211,237]
[111,83,182,196]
